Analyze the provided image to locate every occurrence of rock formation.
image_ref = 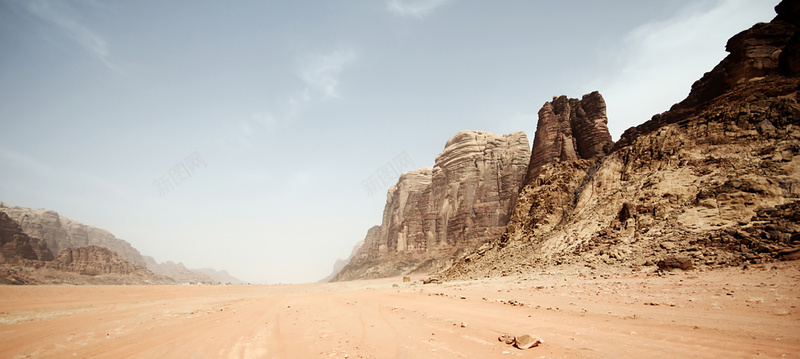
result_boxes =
[47,246,151,276]
[0,201,238,284]
[613,1,800,151]
[193,267,245,285]
[442,1,800,280]
[334,130,531,280]
[0,211,53,264]
[0,202,146,267]
[526,91,613,184]
[143,256,219,285]
[321,239,365,282]
[1,212,172,284]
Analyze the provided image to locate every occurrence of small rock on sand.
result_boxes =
[498,334,515,345]
[514,334,543,349]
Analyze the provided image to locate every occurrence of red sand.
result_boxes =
[1,262,798,358]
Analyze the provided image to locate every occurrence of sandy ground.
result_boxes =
[0,262,798,359]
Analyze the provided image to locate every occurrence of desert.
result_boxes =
[1,261,798,358]
[2,1,800,358]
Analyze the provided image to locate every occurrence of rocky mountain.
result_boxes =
[193,267,245,285]
[334,130,531,280]
[1,212,172,284]
[0,201,239,285]
[442,0,800,280]
[143,256,219,285]
[47,246,155,277]
[0,211,53,264]
[0,201,146,267]
[321,239,365,282]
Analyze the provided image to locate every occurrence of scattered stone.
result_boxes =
[402,276,411,282]
[498,334,515,345]
[422,277,441,285]
[514,334,543,349]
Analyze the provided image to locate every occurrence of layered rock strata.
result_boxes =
[0,212,53,264]
[613,1,800,151]
[1,213,172,285]
[443,1,800,280]
[0,202,146,267]
[47,246,151,276]
[334,131,530,280]
[0,202,236,284]
[525,91,613,185]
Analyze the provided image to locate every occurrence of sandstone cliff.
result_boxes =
[526,91,613,184]
[1,212,173,285]
[47,246,153,276]
[443,1,800,280]
[0,202,239,284]
[0,202,146,267]
[0,211,53,264]
[334,130,530,280]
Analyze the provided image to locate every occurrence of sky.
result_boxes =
[0,0,779,283]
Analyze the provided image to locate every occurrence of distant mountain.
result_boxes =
[0,201,237,285]
[1,211,172,285]
[194,267,245,285]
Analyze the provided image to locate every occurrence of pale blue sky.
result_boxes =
[0,0,778,283]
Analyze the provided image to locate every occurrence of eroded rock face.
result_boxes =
[334,131,530,281]
[442,1,800,280]
[0,212,53,264]
[614,1,800,151]
[47,246,149,276]
[525,91,613,185]
[0,203,146,267]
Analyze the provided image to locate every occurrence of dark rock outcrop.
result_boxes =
[0,212,53,264]
[525,91,613,185]
[443,0,800,280]
[613,1,800,151]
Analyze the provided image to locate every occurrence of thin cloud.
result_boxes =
[386,0,454,19]
[587,0,775,140]
[17,0,125,74]
[299,49,357,99]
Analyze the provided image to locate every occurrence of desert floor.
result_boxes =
[1,262,798,359]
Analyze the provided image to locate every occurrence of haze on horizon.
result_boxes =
[0,0,778,283]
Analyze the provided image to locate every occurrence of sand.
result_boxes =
[1,262,798,358]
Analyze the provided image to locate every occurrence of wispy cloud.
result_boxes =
[15,0,125,74]
[219,49,356,152]
[587,0,775,139]
[386,0,454,19]
[299,49,357,99]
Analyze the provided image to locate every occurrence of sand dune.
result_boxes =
[1,262,798,358]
